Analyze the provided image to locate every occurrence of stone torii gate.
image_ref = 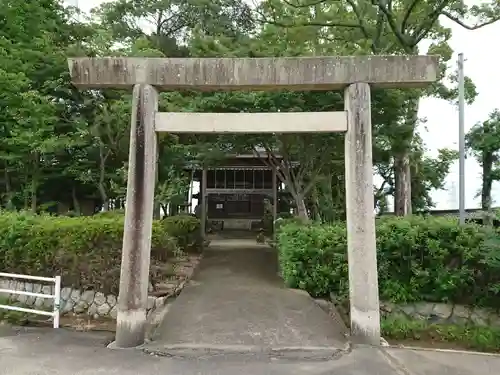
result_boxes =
[68,56,438,349]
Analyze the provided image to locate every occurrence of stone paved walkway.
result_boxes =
[144,239,348,358]
[2,326,500,375]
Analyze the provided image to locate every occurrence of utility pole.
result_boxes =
[458,53,466,224]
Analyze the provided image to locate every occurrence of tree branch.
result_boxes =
[260,17,366,29]
[345,0,377,53]
[401,0,422,33]
[372,7,386,52]
[442,11,500,30]
[254,5,364,29]
[375,0,413,52]
[412,0,449,45]
[282,0,329,8]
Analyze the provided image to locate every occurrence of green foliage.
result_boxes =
[0,296,50,325]
[277,216,500,308]
[93,210,125,217]
[0,212,199,294]
[382,316,500,353]
[466,109,500,213]
[161,214,201,252]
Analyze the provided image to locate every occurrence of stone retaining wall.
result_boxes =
[381,301,500,327]
[0,280,168,319]
[0,255,201,320]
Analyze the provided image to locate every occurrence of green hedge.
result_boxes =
[0,211,200,294]
[277,216,500,308]
[161,214,201,252]
[382,316,500,353]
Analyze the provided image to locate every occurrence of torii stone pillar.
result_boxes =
[344,82,379,343]
[116,84,158,347]
[67,55,438,348]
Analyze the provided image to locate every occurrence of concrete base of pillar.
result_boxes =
[113,309,148,349]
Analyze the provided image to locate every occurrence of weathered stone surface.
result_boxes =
[155,112,348,133]
[41,285,53,296]
[156,282,177,291]
[414,302,435,317]
[43,295,54,309]
[344,82,380,345]
[147,296,156,310]
[34,297,44,308]
[489,313,500,327]
[432,303,452,319]
[155,296,166,308]
[97,303,111,316]
[73,301,87,314]
[88,303,98,316]
[109,305,118,319]
[114,83,159,348]
[62,299,75,313]
[68,56,439,90]
[60,287,72,301]
[70,289,81,302]
[94,292,106,306]
[33,284,42,294]
[452,304,471,319]
[25,283,33,293]
[399,304,416,316]
[106,295,117,307]
[470,308,489,325]
[381,301,500,328]
[81,290,95,304]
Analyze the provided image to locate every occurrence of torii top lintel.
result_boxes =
[67,55,438,91]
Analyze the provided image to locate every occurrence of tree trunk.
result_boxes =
[99,186,108,212]
[393,95,419,216]
[153,202,161,219]
[394,152,412,216]
[98,145,109,212]
[294,194,309,220]
[31,152,39,213]
[3,163,14,209]
[72,185,81,216]
[482,153,494,225]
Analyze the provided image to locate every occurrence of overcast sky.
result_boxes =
[65,0,500,210]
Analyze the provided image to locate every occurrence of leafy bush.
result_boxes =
[382,316,500,353]
[0,211,198,294]
[161,214,201,252]
[93,210,125,218]
[277,216,500,308]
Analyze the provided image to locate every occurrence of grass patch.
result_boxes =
[0,296,51,325]
[382,316,500,353]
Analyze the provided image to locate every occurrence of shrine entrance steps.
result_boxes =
[143,239,348,359]
[207,229,257,240]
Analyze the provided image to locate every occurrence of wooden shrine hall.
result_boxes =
[187,149,286,232]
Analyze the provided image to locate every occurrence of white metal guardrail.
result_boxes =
[0,272,61,328]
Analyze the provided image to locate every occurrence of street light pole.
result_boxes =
[458,53,466,225]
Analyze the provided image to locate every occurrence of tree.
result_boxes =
[0,0,464,219]
[466,109,500,217]
[0,0,89,211]
[258,0,496,215]
[92,0,254,56]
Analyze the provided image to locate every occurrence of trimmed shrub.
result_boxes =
[0,211,197,294]
[381,316,500,353]
[161,214,201,252]
[93,210,125,218]
[277,216,500,308]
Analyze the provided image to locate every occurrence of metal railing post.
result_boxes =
[53,275,61,328]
